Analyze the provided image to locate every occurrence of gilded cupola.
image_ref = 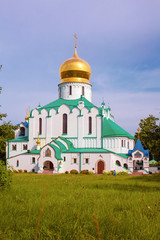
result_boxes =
[59,34,91,85]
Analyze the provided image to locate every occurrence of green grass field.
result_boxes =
[0,174,160,240]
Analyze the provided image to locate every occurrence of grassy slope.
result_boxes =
[0,174,160,240]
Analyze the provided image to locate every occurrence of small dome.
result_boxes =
[59,48,91,85]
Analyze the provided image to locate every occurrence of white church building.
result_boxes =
[6,39,150,174]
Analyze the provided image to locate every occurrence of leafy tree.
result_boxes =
[135,115,160,161]
[0,87,17,162]
[0,160,12,190]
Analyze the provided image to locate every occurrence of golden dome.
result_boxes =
[59,47,91,85]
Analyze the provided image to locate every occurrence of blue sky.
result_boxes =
[0,0,160,135]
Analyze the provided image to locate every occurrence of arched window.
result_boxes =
[20,127,25,136]
[69,86,72,95]
[17,160,19,167]
[82,86,85,95]
[89,117,92,134]
[39,118,42,134]
[116,160,121,166]
[63,114,67,134]
[124,163,128,169]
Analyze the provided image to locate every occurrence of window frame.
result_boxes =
[39,118,42,135]
[63,114,67,134]
[32,157,36,164]
[69,86,72,95]
[89,117,92,134]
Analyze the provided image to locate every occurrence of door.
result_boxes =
[97,160,104,174]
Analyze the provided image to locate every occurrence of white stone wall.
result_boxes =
[7,154,39,172]
[59,82,92,102]
[8,141,29,158]
[103,137,134,153]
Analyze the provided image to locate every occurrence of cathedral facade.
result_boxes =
[6,41,149,174]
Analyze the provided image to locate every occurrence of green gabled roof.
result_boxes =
[102,118,134,139]
[8,136,28,142]
[59,136,74,150]
[48,143,63,160]
[53,139,67,152]
[32,96,97,115]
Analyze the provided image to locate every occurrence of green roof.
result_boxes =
[102,118,134,139]
[53,139,67,152]
[149,159,158,164]
[32,96,97,115]
[25,149,40,154]
[63,148,111,153]
[8,136,28,142]
[59,136,74,149]
[48,143,63,160]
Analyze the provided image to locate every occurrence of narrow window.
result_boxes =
[82,86,85,95]
[39,118,42,134]
[128,141,129,149]
[69,86,72,95]
[17,160,19,167]
[86,158,89,164]
[74,158,77,164]
[32,157,35,164]
[23,144,27,150]
[121,140,123,147]
[89,117,92,134]
[64,156,66,162]
[12,144,17,150]
[63,114,67,134]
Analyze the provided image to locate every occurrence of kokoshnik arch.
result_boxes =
[6,35,150,174]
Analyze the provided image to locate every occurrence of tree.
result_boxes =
[0,87,17,162]
[135,115,160,161]
[0,160,12,190]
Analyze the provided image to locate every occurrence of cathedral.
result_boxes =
[6,37,150,174]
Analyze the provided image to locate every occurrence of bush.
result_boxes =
[24,170,28,173]
[18,169,23,173]
[70,169,78,174]
[103,170,113,175]
[80,170,89,175]
[117,171,128,175]
[65,171,69,174]
[89,171,94,175]
[13,170,18,173]
[0,161,12,189]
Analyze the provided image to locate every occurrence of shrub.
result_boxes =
[13,170,18,173]
[103,170,113,175]
[24,170,28,173]
[80,170,89,175]
[70,169,78,174]
[65,171,69,174]
[18,169,23,173]
[89,171,94,175]
[0,161,12,190]
[117,171,128,175]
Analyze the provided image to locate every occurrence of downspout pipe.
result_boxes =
[79,152,81,173]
